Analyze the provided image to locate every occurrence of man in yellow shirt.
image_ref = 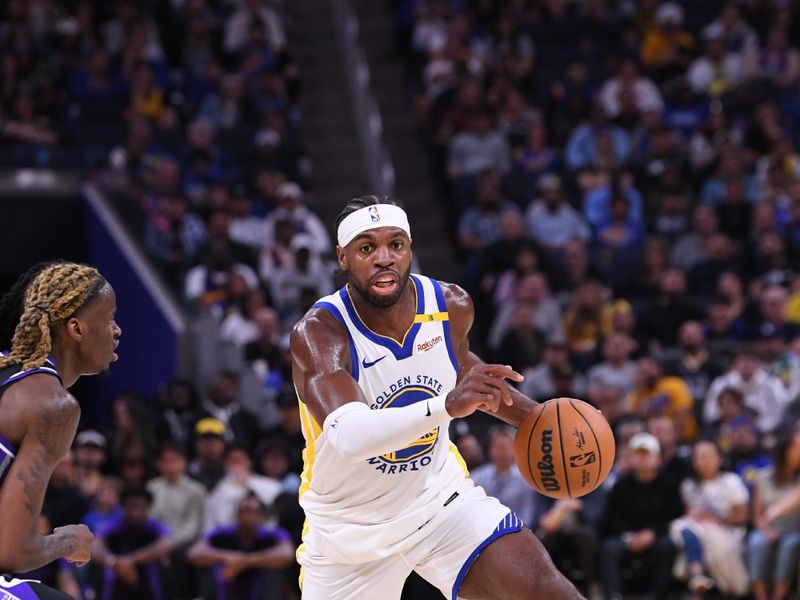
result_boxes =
[627,357,698,441]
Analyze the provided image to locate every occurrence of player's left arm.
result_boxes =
[442,282,539,427]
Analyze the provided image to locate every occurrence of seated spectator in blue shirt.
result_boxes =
[566,104,631,171]
[93,486,176,600]
[188,493,295,600]
[582,175,643,229]
[592,195,646,289]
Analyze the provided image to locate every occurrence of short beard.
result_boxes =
[346,264,412,308]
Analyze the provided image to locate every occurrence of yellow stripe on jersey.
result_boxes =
[413,312,449,323]
[449,441,469,476]
[298,400,322,498]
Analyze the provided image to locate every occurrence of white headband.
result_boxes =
[337,204,412,248]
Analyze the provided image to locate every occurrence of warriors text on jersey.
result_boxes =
[297,275,469,564]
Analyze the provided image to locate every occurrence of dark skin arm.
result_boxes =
[291,300,523,432]
[0,375,94,573]
[442,282,539,426]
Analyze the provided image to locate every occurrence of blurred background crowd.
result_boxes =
[5,0,800,598]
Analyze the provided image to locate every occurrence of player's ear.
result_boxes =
[63,316,83,342]
[336,245,347,271]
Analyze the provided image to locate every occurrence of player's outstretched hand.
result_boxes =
[55,524,94,567]
[446,364,523,418]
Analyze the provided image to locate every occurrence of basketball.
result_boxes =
[514,397,615,499]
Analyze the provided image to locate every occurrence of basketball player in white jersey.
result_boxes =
[0,261,121,599]
[291,196,582,599]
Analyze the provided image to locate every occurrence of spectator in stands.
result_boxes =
[149,443,206,600]
[84,477,124,536]
[471,426,538,526]
[44,452,90,530]
[144,192,208,290]
[94,485,175,600]
[524,174,590,253]
[727,415,773,486]
[639,268,705,349]
[702,387,749,453]
[688,24,748,98]
[757,327,800,402]
[537,492,602,599]
[514,122,559,180]
[664,321,728,423]
[749,27,800,92]
[588,333,637,397]
[562,280,613,364]
[204,445,281,532]
[627,356,697,442]
[599,59,663,119]
[74,429,108,500]
[705,347,789,433]
[670,440,749,598]
[156,377,200,451]
[592,385,628,431]
[600,433,682,600]
[263,182,331,255]
[189,493,294,600]
[149,443,205,547]
[224,0,287,56]
[185,237,260,312]
[592,194,646,290]
[257,440,301,496]
[489,272,563,353]
[565,103,631,172]
[749,431,800,600]
[194,371,262,449]
[188,418,228,491]
[447,109,511,182]
[269,234,334,321]
[671,205,719,273]
[755,286,800,342]
[520,338,588,403]
[640,2,694,81]
[649,415,691,490]
[582,173,643,231]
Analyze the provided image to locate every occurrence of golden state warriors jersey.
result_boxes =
[297,274,468,564]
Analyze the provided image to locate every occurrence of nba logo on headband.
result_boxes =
[368,206,380,222]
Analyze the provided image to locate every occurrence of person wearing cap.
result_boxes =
[188,417,228,492]
[74,430,107,499]
[262,181,331,255]
[669,440,749,597]
[599,432,682,600]
[756,322,800,402]
[640,2,695,78]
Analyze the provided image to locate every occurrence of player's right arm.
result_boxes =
[0,376,93,573]
[291,308,519,463]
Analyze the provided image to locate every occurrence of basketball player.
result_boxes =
[291,196,581,599]
[0,261,121,599]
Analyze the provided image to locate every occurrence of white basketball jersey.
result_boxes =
[297,274,468,564]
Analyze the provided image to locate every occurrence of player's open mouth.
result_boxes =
[112,343,119,361]
[371,274,399,295]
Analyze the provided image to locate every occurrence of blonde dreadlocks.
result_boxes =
[0,262,107,371]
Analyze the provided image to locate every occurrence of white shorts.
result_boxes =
[298,479,523,600]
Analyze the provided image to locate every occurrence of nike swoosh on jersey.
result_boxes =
[361,355,387,369]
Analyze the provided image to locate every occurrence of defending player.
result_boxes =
[0,261,121,599]
[291,196,581,599]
